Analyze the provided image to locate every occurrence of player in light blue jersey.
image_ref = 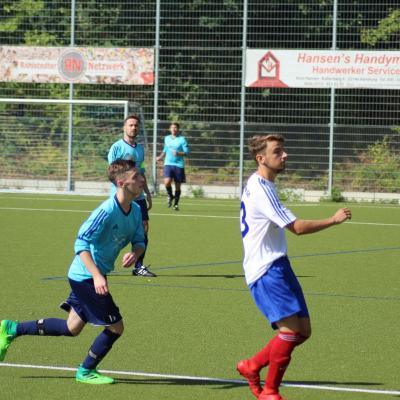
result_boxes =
[108,114,156,278]
[156,122,190,210]
[0,160,146,385]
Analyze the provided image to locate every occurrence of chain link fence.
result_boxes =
[1,1,399,201]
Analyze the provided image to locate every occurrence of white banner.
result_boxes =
[246,49,400,89]
[0,46,154,85]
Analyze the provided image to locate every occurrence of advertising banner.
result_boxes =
[246,49,400,89]
[0,46,154,85]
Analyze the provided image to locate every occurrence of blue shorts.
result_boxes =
[134,198,149,222]
[249,256,309,329]
[163,165,186,183]
[60,278,122,326]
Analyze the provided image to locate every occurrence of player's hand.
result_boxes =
[122,252,137,268]
[332,208,351,224]
[93,274,108,295]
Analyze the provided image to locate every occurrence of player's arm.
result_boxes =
[286,208,351,235]
[142,174,152,210]
[75,208,110,294]
[180,138,189,156]
[79,251,108,295]
[156,150,165,162]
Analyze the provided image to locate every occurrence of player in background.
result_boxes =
[237,135,351,400]
[156,122,190,211]
[108,114,156,277]
[0,159,146,385]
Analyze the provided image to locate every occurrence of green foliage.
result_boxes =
[188,185,205,198]
[361,9,400,46]
[320,186,345,203]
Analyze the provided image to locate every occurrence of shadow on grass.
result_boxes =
[21,375,383,389]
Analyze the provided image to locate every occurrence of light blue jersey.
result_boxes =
[108,139,146,200]
[163,134,189,168]
[68,195,145,282]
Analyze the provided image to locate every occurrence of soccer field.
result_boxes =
[0,193,399,400]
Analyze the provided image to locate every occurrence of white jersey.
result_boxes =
[240,173,296,285]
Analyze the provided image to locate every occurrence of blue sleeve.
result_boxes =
[74,208,110,254]
[182,137,189,155]
[108,144,119,164]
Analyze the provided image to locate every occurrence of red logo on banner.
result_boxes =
[58,50,86,81]
[249,51,288,88]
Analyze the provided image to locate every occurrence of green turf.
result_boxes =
[0,193,399,400]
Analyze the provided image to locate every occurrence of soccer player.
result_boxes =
[108,114,156,277]
[156,122,190,211]
[0,159,146,385]
[237,135,351,400]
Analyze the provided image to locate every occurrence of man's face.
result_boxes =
[259,140,288,173]
[124,118,140,141]
[169,124,179,135]
[122,167,145,197]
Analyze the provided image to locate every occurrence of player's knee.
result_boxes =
[108,322,124,336]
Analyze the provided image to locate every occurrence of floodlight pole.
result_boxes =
[328,0,338,197]
[239,0,248,196]
[67,0,76,192]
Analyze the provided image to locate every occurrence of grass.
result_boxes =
[0,193,399,400]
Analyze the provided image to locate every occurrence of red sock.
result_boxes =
[248,335,278,370]
[264,331,303,394]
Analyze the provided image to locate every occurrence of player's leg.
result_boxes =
[132,200,156,277]
[257,258,311,400]
[77,320,123,385]
[258,316,310,400]
[173,181,182,210]
[163,165,174,207]
[173,167,185,210]
[72,279,122,385]
[0,311,83,362]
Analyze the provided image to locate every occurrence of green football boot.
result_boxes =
[0,320,17,361]
[76,365,115,384]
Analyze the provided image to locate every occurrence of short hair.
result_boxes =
[108,159,136,184]
[248,134,285,161]
[170,122,180,130]
[123,114,140,125]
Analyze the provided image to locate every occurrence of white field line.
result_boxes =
[0,206,400,226]
[1,194,400,209]
[0,362,398,396]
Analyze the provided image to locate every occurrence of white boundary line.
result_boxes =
[1,206,400,226]
[0,362,399,396]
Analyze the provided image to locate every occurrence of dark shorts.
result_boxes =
[249,256,309,329]
[60,278,122,326]
[163,165,186,183]
[134,198,149,221]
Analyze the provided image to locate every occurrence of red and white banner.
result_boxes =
[0,46,154,85]
[246,49,400,89]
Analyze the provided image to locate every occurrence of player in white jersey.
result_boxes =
[237,135,351,400]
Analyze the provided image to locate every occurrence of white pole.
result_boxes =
[67,0,76,192]
[151,0,161,195]
[328,0,338,197]
[239,0,248,196]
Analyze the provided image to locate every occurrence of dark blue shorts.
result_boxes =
[163,165,186,183]
[134,198,149,221]
[249,256,309,329]
[60,278,122,326]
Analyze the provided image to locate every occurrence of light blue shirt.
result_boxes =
[68,196,145,282]
[163,134,189,168]
[108,139,146,200]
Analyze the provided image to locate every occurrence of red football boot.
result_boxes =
[258,392,287,400]
[236,359,263,398]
